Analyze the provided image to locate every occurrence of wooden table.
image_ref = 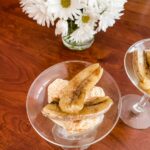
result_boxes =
[0,0,150,150]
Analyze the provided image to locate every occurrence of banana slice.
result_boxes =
[80,96,113,116]
[85,96,111,106]
[133,50,146,80]
[59,63,103,114]
[133,50,150,94]
[145,50,150,66]
[42,96,113,120]
[139,78,150,94]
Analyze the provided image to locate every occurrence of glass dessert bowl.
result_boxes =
[26,60,121,150]
[120,38,150,129]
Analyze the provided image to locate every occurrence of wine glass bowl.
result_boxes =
[124,38,150,96]
[26,60,121,149]
[120,39,150,129]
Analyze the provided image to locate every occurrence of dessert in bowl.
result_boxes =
[42,63,113,135]
[120,39,150,129]
[26,60,121,149]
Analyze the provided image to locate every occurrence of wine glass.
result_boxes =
[26,60,121,150]
[120,39,150,129]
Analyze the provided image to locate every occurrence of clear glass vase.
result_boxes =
[62,35,94,51]
[62,20,94,51]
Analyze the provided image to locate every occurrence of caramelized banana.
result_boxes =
[59,63,103,114]
[145,50,150,66]
[139,79,150,94]
[133,50,150,94]
[85,96,111,106]
[42,96,113,120]
[80,96,113,115]
[133,50,146,80]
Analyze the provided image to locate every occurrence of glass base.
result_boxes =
[120,94,150,129]
[52,125,97,150]
[62,147,88,150]
[62,36,94,51]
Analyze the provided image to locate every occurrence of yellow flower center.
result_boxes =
[82,15,90,23]
[61,0,71,8]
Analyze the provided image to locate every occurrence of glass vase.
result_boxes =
[62,36,94,51]
[62,20,94,51]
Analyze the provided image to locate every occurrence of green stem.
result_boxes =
[67,20,78,35]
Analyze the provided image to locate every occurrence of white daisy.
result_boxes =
[47,0,82,20]
[96,0,127,32]
[70,26,95,43]
[20,0,55,27]
[55,19,68,36]
[20,0,127,46]
[80,0,99,9]
[75,9,98,28]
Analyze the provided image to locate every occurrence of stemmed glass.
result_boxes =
[26,60,121,150]
[120,39,150,129]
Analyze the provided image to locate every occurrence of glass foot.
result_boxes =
[120,94,150,129]
[62,147,88,150]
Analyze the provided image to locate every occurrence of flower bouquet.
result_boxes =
[20,0,127,50]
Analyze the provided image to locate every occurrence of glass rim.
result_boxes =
[26,60,122,148]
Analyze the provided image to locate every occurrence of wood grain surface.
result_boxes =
[0,0,150,150]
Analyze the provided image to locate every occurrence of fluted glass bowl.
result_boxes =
[26,60,121,149]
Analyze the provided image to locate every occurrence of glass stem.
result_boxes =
[132,94,149,114]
